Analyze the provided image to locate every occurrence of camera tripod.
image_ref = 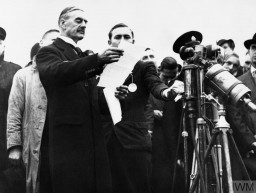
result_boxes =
[171,62,251,193]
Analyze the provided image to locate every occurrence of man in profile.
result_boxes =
[0,26,21,173]
[36,7,123,193]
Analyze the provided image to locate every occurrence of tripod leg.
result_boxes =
[189,118,207,193]
[206,127,223,193]
[222,130,234,193]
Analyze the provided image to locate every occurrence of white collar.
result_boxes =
[250,64,256,74]
[59,35,77,48]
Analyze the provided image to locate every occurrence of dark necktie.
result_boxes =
[74,46,84,57]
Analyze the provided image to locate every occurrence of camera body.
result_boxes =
[179,44,221,64]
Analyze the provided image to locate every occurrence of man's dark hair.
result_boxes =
[159,57,181,71]
[108,23,134,40]
[58,6,84,26]
[42,29,59,39]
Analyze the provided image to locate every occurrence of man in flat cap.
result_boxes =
[217,38,235,54]
[0,26,21,173]
[36,6,124,193]
[226,33,256,180]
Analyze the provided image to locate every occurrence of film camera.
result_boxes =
[173,31,256,111]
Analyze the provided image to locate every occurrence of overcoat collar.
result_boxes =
[53,38,79,60]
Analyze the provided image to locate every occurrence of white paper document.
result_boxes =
[98,42,145,125]
[97,41,145,88]
[103,88,122,125]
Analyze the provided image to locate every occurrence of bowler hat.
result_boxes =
[173,31,202,53]
[0,27,6,40]
[244,33,256,49]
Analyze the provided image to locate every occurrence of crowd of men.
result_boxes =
[0,5,256,193]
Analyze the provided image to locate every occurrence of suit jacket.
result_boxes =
[0,58,21,172]
[113,61,169,150]
[226,71,256,156]
[36,38,112,193]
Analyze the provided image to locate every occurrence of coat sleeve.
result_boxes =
[36,46,103,87]
[141,62,168,100]
[7,70,25,150]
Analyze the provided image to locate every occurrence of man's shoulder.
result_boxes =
[238,71,250,81]
[2,60,21,70]
[133,60,156,73]
[13,66,31,80]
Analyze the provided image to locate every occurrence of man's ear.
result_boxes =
[59,19,66,30]
[108,39,111,45]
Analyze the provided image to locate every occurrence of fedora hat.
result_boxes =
[244,33,256,49]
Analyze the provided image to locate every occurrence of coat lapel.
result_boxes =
[242,71,256,102]
[53,38,79,60]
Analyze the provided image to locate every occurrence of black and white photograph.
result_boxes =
[1,0,256,193]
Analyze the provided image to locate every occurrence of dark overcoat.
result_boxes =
[226,70,256,179]
[36,38,112,193]
[0,58,21,172]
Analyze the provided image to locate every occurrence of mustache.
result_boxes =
[77,27,85,32]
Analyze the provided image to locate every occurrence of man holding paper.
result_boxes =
[36,7,124,193]
[105,23,184,193]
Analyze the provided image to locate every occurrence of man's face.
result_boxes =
[243,54,251,72]
[0,40,5,57]
[221,43,233,53]
[223,56,239,75]
[41,31,59,47]
[141,49,156,63]
[249,44,256,68]
[108,27,134,47]
[61,10,87,43]
[159,68,179,85]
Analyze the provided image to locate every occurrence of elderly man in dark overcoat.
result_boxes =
[36,7,123,193]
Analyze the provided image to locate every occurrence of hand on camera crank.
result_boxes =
[162,80,184,100]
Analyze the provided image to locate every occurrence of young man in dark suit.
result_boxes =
[105,23,184,193]
[36,6,123,193]
[226,33,256,180]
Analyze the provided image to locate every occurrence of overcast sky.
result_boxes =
[1,0,256,66]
